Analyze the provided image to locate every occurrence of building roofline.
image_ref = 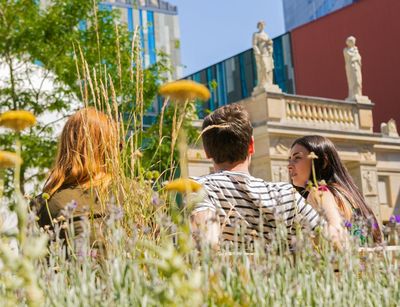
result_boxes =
[287,0,360,32]
[101,0,178,15]
[182,32,288,79]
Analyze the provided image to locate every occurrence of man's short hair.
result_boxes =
[202,103,253,164]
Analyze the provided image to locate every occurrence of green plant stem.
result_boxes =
[14,136,21,194]
[178,129,188,179]
[14,135,26,245]
[311,159,318,188]
[0,169,4,199]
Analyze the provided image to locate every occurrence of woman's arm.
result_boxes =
[307,189,348,249]
[190,209,220,250]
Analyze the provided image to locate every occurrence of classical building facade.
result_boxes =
[186,0,400,133]
[187,85,400,223]
[289,0,400,131]
[183,1,400,223]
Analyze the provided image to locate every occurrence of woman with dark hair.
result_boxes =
[288,135,382,244]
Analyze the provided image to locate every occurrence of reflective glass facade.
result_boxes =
[100,1,182,127]
[283,0,357,31]
[102,0,182,79]
[185,33,295,118]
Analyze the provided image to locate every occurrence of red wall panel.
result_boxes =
[291,0,400,131]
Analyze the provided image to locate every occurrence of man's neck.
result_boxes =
[213,159,250,174]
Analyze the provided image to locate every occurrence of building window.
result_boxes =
[378,176,391,207]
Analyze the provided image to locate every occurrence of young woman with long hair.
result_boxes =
[32,107,119,250]
[288,135,382,244]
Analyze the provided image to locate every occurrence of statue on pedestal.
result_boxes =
[343,36,369,102]
[381,119,399,137]
[252,21,281,95]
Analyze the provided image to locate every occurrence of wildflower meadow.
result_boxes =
[0,2,399,307]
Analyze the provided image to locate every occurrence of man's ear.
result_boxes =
[248,136,255,155]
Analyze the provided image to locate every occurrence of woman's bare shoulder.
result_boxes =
[306,187,337,208]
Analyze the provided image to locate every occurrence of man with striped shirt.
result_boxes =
[190,103,327,248]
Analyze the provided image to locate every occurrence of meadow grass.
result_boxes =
[0,25,399,307]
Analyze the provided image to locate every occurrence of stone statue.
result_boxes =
[381,119,399,137]
[252,21,281,94]
[388,119,399,137]
[343,36,368,102]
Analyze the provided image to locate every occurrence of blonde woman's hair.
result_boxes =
[44,107,117,196]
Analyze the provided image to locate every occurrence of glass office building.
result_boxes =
[100,1,182,127]
[101,0,182,79]
[185,33,295,118]
[40,1,182,78]
[40,0,181,126]
[283,0,357,31]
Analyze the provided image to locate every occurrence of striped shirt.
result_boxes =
[192,170,325,244]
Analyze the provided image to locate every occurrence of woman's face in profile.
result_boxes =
[288,144,312,188]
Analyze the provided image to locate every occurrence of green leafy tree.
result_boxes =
[0,0,169,194]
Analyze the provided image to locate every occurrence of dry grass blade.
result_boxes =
[195,123,230,144]
[158,97,170,146]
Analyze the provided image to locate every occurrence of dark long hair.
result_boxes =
[292,135,382,243]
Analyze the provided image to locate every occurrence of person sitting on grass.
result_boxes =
[31,107,119,254]
[190,103,344,250]
[288,135,382,244]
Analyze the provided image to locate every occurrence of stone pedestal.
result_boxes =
[346,95,371,103]
[252,84,282,96]
[359,109,373,131]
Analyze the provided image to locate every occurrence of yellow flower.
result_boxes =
[307,152,318,160]
[164,178,202,193]
[159,80,211,102]
[0,151,23,169]
[0,110,36,131]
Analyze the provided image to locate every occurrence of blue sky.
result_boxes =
[168,0,285,76]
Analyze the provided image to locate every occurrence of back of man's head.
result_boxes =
[202,104,253,164]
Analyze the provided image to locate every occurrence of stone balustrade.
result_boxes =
[285,98,356,126]
[244,92,374,132]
